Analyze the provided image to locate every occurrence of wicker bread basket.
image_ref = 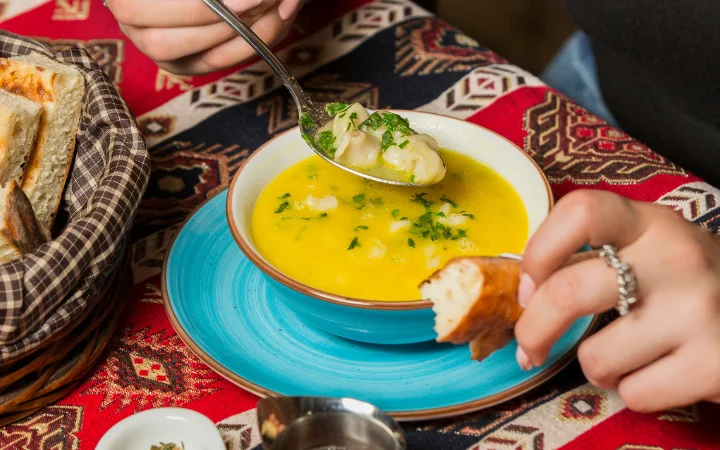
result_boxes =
[0,31,150,424]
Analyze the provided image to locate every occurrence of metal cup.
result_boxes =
[256,397,406,450]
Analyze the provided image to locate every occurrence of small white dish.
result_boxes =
[96,407,226,450]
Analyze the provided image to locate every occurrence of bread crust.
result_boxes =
[469,328,515,362]
[422,252,600,362]
[422,256,523,345]
[0,91,43,186]
[0,58,55,103]
[0,53,84,230]
[0,181,49,262]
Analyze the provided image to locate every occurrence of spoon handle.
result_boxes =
[202,0,311,113]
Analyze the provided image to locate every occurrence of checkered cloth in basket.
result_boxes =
[0,30,150,362]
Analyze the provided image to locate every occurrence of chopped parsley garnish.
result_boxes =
[352,193,382,209]
[326,102,348,117]
[303,212,328,220]
[359,112,383,131]
[435,222,453,239]
[409,212,467,241]
[354,225,369,231]
[151,443,184,450]
[282,212,327,221]
[347,237,360,250]
[359,111,414,137]
[408,238,416,248]
[458,210,475,219]
[440,195,458,208]
[317,130,336,158]
[411,193,434,210]
[278,193,291,199]
[381,112,413,136]
[410,175,415,183]
[406,193,469,241]
[400,216,408,220]
[275,201,290,214]
[343,111,359,130]
[299,112,317,129]
[391,209,400,218]
[381,130,395,152]
[301,133,314,147]
[399,140,409,149]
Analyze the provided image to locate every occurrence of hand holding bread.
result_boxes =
[420,252,596,362]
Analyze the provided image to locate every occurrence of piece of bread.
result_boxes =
[468,328,516,362]
[0,181,50,264]
[420,256,524,348]
[0,90,42,186]
[0,53,85,231]
[419,252,599,362]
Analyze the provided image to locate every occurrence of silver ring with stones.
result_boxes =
[599,245,638,316]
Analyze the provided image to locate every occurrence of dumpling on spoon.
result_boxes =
[312,102,446,185]
[382,134,446,185]
[317,103,380,169]
[329,102,369,144]
[334,130,382,169]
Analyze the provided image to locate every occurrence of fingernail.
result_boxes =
[518,273,536,308]
[278,1,295,21]
[516,346,534,371]
[226,0,261,11]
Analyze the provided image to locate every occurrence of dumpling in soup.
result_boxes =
[335,130,382,169]
[382,134,446,185]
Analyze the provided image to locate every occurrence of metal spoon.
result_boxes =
[202,0,442,187]
[256,396,406,450]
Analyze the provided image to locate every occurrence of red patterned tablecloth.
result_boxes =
[1,1,720,449]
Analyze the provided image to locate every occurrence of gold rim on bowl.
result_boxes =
[226,111,555,311]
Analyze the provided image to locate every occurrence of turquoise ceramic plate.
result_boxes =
[163,191,598,421]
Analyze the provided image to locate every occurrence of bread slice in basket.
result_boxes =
[0,53,84,231]
[419,256,523,362]
[0,181,50,264]
[0,90,42,186]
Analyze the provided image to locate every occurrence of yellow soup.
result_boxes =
[251,150,529,301]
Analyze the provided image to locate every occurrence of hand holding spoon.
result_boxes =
[202,0,445,187]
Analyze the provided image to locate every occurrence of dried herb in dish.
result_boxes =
[150,442,184,450]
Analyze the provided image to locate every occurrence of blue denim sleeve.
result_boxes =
[541,31,620,128]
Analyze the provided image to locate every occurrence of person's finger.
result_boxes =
[120,19,246,63]
[515,256,617,366]
[278,0,303,21]
[617,343,720,413]
[517,226,677,368]
[107,0,278,28]
[576,306,678,389]
[157,10,286,75]
[520,190,646,295]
